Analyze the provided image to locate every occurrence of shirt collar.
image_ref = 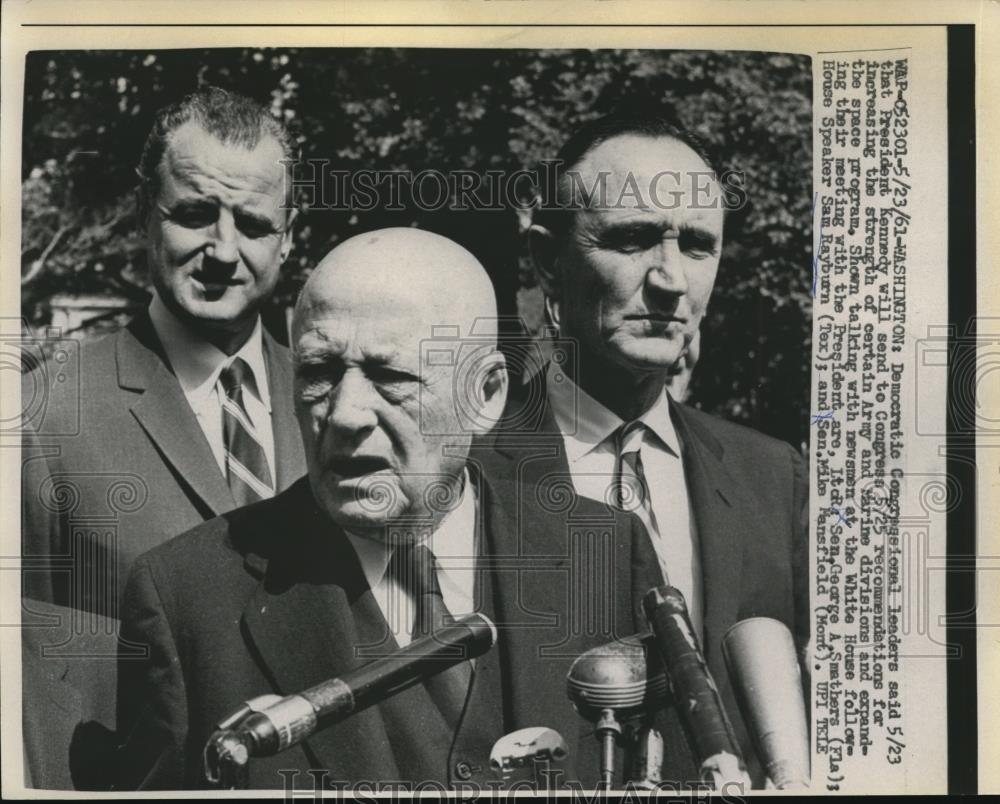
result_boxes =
[545,361,681,461]
[345,469,477,591]
[148,291,271,411]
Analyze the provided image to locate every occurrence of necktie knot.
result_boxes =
[388,542,453,639]
[220,357,252,401]
[388,542,443,602]
[616,419,646,457]
[612,420,650,511]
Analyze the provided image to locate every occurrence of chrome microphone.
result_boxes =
[204,612,496,786]
[566,634,669,788]
[490,727,568,784]
[722,618,810,789]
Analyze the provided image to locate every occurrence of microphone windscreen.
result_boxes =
[565,634,669,720]
[722,618,810,789]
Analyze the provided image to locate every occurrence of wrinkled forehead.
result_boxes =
[568,134,724,213]
[159,123,289,209]
[293,296,458,369]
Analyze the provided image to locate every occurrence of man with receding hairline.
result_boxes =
[22,87,306,620]
[116,227,658,790]
[488,110,809,786]
[291,228,506,546]
[21,86,307,792]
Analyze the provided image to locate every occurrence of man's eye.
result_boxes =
[297,364,344,398]
[169,207,217,229]
[370,366,417,386]
[368,367,418,401]
[679,230,719,257]
[237,215,279,239]
[298,381,331,402]
[603,230,661,254]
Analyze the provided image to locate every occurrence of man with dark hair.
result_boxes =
[534,112,720,242]
[488,110,809,785]
[22,86,307,791]
[22,85,307,622]
[137,87,295,192]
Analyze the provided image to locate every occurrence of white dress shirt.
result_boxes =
[545,361,703,637]
[148,292,277,492]
[345,470,478,647]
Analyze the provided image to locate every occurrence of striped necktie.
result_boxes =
[219,357,274,506]
[613,420,670,584]
[387,542,472,729]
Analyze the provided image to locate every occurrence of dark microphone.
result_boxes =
[642,586,751,790]
[722,618,809,789]
[204,611,496,781]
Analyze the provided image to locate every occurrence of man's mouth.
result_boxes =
[330,455,392,480]
[626,313,685,324]
[191,267,241,289]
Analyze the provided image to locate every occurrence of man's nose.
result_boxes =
[326,369,378,435]
[207,210,239,264]
[645,238,688,296]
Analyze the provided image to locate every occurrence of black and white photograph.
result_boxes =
[1,1,990,798]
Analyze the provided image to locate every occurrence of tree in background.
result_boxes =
[20,48,812,448]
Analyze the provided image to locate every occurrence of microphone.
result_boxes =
[722,618,810,789]
[566,633,669,788]
[642,586,751,790]
[489,727,568,782]
[204,612,496,783]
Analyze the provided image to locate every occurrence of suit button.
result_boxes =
[454,761,473,781]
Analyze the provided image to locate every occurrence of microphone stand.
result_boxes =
[594,708,623,789]
[565,634,671,790]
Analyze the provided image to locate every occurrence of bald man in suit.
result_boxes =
[115,228,668,790]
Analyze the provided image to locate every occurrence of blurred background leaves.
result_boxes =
[20,48,812,448]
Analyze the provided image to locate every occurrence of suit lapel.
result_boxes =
[482,374,762,784]
[240,487,399,780]
[668,403,774,784]
[501,373,751,671]
[473,466,640,784]
[262,332,305,490]
[668,401,750,674]
[117,313,236,516]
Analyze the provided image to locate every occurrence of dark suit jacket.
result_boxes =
[477,372,811,785]
[115,473,670,790]
[21,309,306,618]
[22,599,119,790]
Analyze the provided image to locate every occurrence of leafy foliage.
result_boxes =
[21,48,812,447]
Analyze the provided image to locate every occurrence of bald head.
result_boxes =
[291,228,508,536]
[294,227,498,346]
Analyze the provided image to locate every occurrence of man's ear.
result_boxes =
[473,350,509,434]
[528,223,561,300]
[135,185,151,236]
[280,208,298,263]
